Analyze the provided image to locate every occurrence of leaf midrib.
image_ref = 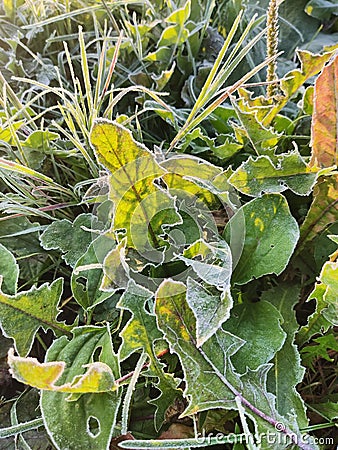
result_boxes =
[0,292,72,336]
[100,125,160,248]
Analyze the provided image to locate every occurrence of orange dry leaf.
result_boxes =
[310,53,338,168]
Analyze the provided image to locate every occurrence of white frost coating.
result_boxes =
[8,349,116,393]
[86,415,101,438]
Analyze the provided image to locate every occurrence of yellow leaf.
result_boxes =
[8,348,117,393]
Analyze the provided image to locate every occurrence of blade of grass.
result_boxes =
[99,31,124,105]
[11,74,98,176]
[104,86,170,117]
[168,51,283,151]
[0,158,73,195]
[209,19,266,99]
[101,0,120,34]
[167,12,269,152]
[51,120,98,176]
[2,86,29,166]
[63,41,79,97]
[21,2,144,29]
[78,26,94,125]
[121,352,148,435]
[0,72,36,127]
[0,418,44,439]
[0,202,77,222]
[93,34,108,110]
[186,10,244,123]
[118,434,245,448]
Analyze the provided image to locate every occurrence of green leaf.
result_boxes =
[222,300,285,373]
[151,63,175,91]
[274,49,336,121]
[210,105,237,134]
[305,0,338,21]
[40,214,103,267]
[158,25,189,47]
[145,47,172,62]
[117,280,180,430]
[276,0,320,52]
[298,259,338,345]
[328,234,338,245]
[210,138,243,160]
[124,18,160,39]
[309,401,338,421]
[301,333,338,368]
[100,239,129,292]
[263,285,308,428]
[0,278,72,356]
[239,49,337,126]
[0,244,19,295]
[224,194,299,285]
[40,326,121,450]
[115,281,161,356]
[71,233,116,310]
[161,154,226,209]
[165,0,191,26]
[0,121,25,144]
[301,86,314,115]
[3,0,16,18]
[186,277,233,347]
[179,239,232,290]
[314,222,338,270]
[315,260,338,325]
[90,120,179,253]
[156,279,242,412]
[297,284,333,346]
[229,153,319,197]
[230,97,280,154]
[19,129,59,169]
[0,216,43,257]
[143,100,176,125]
[161,154,224,182]
[155,280,309,449]
[22,130,59,149]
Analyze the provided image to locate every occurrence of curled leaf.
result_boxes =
[8,348,117,393]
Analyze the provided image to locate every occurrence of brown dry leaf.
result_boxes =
[110,432,135,449]
[158,423,194,440]
[310,53,338,168]
[299,175,338,251]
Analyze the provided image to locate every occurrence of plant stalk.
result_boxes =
[266,0,280,98]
